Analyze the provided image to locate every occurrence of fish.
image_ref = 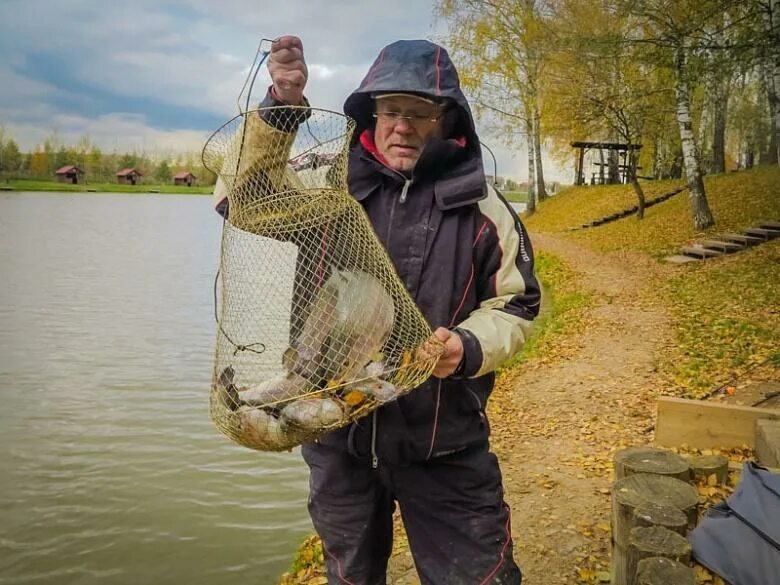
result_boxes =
[236,406,290,449]
[285,270,395,385]
[280,397,344,431]
[239,372,311,408]
[349,378,400,404]
[214,366,243,411]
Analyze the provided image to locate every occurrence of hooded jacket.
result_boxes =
[214,40,541,464]
[335,40,541,463]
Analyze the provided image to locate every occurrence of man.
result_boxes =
[223,36,540,584]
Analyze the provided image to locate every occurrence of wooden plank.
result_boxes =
[681,246,722,258]
[743,227,779,239]
[664,255,701,264]
[655,397,780,449]
[718,233,763,245]
[758,220,780,230]
[756,420,780,467]
[695,239,743,253]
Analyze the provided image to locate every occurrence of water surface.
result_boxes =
[0,192,311,585]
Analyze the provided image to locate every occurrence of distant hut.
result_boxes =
[173,171,196,187]
[55,165,85,185]
[116,168,143,185]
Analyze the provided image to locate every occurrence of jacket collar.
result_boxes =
[349,130,486,210]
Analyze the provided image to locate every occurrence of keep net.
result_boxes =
[202,106,443,451]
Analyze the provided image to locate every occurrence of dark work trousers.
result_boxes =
[301,441,522,585]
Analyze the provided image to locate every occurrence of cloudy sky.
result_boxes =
[0,0,562,181]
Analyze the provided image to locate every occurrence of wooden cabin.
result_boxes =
[55,165,85,185]
[173,171,196,186]
[116,168,143,185]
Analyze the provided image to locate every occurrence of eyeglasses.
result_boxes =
[373,110,442,125]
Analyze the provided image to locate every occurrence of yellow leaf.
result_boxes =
[707,473,718,486]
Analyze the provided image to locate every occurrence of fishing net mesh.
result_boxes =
[202,107,443,451]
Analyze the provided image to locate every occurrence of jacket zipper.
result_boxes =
[399,178,412,203]
[371,410,379,469]
[374,172,413,470]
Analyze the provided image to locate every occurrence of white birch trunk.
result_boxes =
[674,44,714,230]
[525,114,536,215]
[765,0,780,163]
[532,104,547,200]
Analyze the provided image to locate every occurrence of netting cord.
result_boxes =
[213,217,266,358]
[207,38,276,360]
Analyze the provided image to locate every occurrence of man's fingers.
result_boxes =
[271,35,303,54]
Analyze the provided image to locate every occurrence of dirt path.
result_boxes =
[388,233,675,584]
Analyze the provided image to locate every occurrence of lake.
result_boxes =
[0,192,312,585]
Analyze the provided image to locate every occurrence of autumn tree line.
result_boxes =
[437,0,780,228]
[0,128,216,186]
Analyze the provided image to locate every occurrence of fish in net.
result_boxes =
[202,106,444,451]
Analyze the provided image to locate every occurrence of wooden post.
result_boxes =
[576,146,585,185]
[688,454,729,484]
[635,557,697,585]
[627,527,691,584]
[611,474,698,585]
[614,446,691,481]
[632,502,687,535]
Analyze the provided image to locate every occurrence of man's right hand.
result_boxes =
[268,36,308,106]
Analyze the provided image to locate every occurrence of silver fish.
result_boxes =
[350,378,399,404]
[239,372,310,407]
[280,397,344,431]
[236,406,290,449]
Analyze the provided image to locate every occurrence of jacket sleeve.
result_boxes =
[212,87,310,219]
[454,185,541,377]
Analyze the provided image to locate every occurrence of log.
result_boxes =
[688,454,729,484]
[612,474,699,545]
[610,543,629,585]
[627,527,691,585]
[611,474,698,585]
[632,502,687,535]
[635,557,697,585]
[614,446,691,481]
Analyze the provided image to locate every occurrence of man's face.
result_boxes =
[373,95,443,172]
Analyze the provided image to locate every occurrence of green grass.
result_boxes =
[524,165,780,397]
[3,179,214,195]
[524,166,780,257]
[502,190,528,203]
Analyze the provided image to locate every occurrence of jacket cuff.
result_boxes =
[258,85,311,131]
[452,327,483,378]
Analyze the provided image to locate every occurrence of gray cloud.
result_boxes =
[0,0,566,180]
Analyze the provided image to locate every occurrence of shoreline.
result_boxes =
[0,180,214,196]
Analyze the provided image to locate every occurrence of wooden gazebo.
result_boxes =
[571,141,642,186]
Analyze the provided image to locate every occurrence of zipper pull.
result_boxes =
[371,410,379,469]
[399,179,412,204]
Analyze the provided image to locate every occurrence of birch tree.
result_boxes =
[437,0,549,214]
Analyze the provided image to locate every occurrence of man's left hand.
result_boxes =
[431,327,464,378]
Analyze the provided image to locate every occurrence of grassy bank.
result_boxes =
[2,179,213,195]
[524,165,780,397]
[503,190,528,203]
